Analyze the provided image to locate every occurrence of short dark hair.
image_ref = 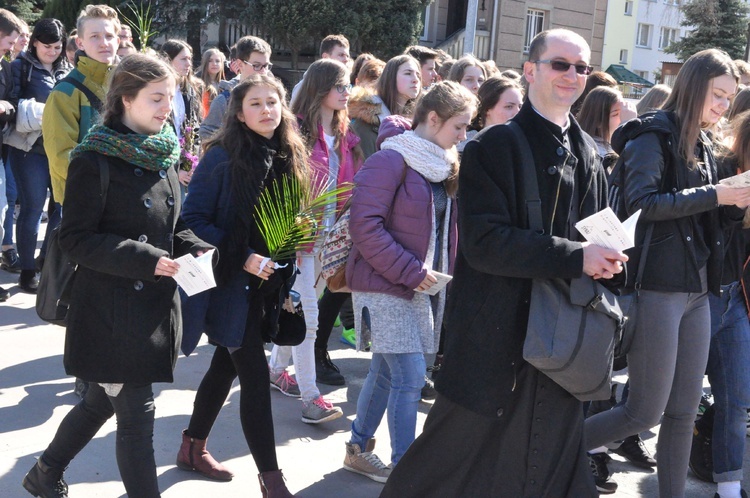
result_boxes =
[320,34,349,57]
[527,31,550,62]
[404,45,438,66]
[0,8,23,38]
[29,19,67,66]
[236,36,271,61]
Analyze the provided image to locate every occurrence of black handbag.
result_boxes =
[35,155,109,326]
[508,121,627,401]
[261,269,306,346]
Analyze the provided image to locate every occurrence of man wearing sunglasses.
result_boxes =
[200,35,273,140]
[381,29,626,498]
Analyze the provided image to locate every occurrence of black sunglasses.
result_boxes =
[532,59,593,76]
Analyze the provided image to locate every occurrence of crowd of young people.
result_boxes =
[2,4,750,498]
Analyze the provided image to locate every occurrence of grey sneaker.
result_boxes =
[301,396,343,424]
[269,370,301,397]
[343,439,392,483]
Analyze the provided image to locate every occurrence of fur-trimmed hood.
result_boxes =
[348,87,388,125]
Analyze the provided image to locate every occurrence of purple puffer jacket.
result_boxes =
[345,148,458,300]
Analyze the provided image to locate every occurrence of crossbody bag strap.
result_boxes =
[507,121,543,233]
[57,75,103,114]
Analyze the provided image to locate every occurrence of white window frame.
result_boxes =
[420,3,431,41]
[624,1,633,15]
[637,23,653,48]
[524,8,546,53]
[658,27,678,50]
[619,49,628,64]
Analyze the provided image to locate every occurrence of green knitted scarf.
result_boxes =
[71,123,180,171]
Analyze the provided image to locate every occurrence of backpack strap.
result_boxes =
[57,75,103,114]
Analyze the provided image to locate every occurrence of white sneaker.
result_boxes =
[301,396,343,424]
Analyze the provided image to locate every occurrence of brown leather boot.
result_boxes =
[258,469,294,497]
[175,429,234,481]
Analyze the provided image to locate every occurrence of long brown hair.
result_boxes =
[291,59,349,155]
[469,76,523,131]
[412,81,477,197]
[377,54,421,117]
[102,53,176,129]
[577,86,622,143]
[205,75,308,186]
[161,39,203,95]
[197,47,225,99]
[661,49,738,169]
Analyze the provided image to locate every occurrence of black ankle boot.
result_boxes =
[22,458,68,497]
[19,269,39,294]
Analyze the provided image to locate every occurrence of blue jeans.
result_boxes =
[707,281,750,482]
[9,149,61,270]
[2,157,14,246]
[350,352,426,464]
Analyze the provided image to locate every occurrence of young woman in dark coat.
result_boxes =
[176,75,308,497]
[585,49,750,497]
[22,54,213,498]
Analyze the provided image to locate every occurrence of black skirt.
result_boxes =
[380,362,597,498]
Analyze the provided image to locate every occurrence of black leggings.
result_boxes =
[315,288,354,350]
[187,343,278,472]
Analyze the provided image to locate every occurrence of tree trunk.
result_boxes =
[186,9,202,67]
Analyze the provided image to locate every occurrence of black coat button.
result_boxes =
[496,408,504,417]
[138,234,148,243]
[167,196,175,206]
[144,198,152,208]
[159,170,168,179]
[556,147,565,156]
[134,168,143,177]
[134,280,144,291]
[547,166,558,175]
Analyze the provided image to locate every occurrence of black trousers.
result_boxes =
[43,382,160,497]
[187,343,278,472]
[315,288,354,350]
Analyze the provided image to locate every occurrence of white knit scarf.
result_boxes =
[380,130,455,182]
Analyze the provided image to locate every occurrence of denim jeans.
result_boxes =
[350,352,426,464]
[585,269,710,498]
[41,382,160,497]
[707,281,750,482]
[2,157,14,246]
[9,149,61,270]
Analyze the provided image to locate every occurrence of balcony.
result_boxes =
[436,28,491,60]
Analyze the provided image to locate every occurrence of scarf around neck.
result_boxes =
[380,130,454,182]
[71,123,180,171]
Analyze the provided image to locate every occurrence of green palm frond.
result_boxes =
[254,175,353,262]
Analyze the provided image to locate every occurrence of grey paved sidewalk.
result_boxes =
[0,266,741,497]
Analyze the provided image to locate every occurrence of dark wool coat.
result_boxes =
[59,143,211,384]
[436,100,607,418]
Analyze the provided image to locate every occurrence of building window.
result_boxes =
[635,70,649,81]
[625,1,633,15]
[420,4,431,40]
[620,49,628,64]
[659,27,678,50]
[637,23,653,48]
[524,9,545,53]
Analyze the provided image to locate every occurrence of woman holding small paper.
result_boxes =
[22,54,212,498]
[584,49,750,497]
[341,81,475,481]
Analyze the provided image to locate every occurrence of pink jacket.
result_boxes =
[308,123,362,212]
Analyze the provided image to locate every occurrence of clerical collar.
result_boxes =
[530,103,570,135]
